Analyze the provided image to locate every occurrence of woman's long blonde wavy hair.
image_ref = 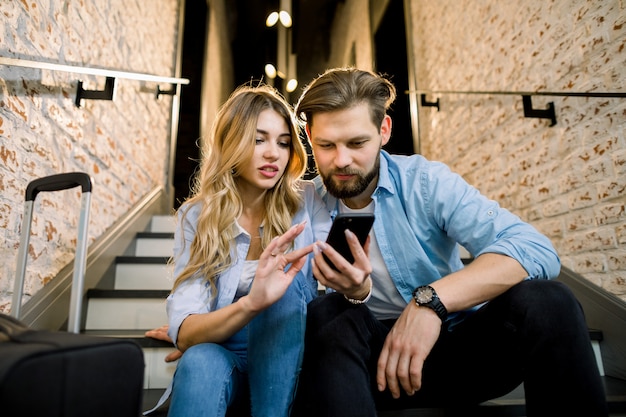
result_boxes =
[171,84,308,294]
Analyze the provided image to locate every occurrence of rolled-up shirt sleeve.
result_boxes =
[166,277,212,347]
[427,161,561,280]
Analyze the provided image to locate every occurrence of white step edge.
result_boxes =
[591,340,605,376]
[150,215,177,233]
[115,263,173,290]
[143,347,177,389]
[85,298,168,330]
[135,237,174,257]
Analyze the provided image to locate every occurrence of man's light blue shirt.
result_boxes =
[315,150,561,323]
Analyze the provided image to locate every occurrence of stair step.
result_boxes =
[143,389,170,415]
[81,216,178,391]
[143,346,178,389]
[377,375,626,416]
[134,232,174,257]
[82,329,174,347]
[141,375,626,416]
[150,215,176,233]
[84,289,169,330]
[114,256,172,290]
[589,328,605,376]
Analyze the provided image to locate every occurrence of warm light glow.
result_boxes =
[279,11,292,28]
[265,64,277,79]
[265,5,296,95]
[286,79,298,92]
[266,11,279,27]
[266,10,292,27]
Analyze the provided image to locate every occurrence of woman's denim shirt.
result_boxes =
[166,180,331,346]
[316,150,561,324]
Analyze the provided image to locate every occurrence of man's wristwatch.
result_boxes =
[412,285,448,322]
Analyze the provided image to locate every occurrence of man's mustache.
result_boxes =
[330,168,361,176]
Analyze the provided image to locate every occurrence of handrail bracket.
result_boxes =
[156,84,178,99]
[75,76,117,107]
[420,94,440,111]
[521,95,557,126]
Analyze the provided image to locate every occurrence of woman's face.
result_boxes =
[237,108,292,193]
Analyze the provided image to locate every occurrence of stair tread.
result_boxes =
[82,329,175,348]
[377,376,626,416]
[588,328,604,341]
[136,232,175,238]
[116,256,170,264]
[605,375,626,402]
[141,376,626,416]
[86,288,170,298]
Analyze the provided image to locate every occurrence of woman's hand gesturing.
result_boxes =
[244,221,313,312]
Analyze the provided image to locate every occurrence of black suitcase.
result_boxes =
[0,172,144,417]
[0,313,144,416]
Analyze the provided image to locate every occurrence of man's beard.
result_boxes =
[321,153,380,199]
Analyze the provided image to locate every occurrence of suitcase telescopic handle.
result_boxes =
[12,172,92,333]
[25,172,92,202]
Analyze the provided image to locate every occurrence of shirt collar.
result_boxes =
[375,150,396,196]
[233,220,265,239]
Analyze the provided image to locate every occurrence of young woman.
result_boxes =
[149,84,331,417]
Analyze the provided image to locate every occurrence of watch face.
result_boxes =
[415,286,434,304]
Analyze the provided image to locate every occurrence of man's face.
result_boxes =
[307,103,391,209]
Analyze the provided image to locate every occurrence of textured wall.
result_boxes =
[407,0,626,300]
[0,0,181,312]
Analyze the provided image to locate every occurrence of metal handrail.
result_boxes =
[0,56,190,106]
[0,56,189,85]
[411,88,626,127]
[409,89,626,98]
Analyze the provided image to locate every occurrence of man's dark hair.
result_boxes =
[295,67,396,131]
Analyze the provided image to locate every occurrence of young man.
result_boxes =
[293,67,608,417]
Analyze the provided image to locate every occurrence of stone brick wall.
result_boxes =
[0,0,181,312]
[406,0,625,300]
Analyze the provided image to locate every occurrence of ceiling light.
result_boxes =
[286,79,298,92]
[266,10,292,27]
[279,11,292,28]
[265,64,277,79]
[266,11,279,27]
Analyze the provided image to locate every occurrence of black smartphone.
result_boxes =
[323,213,375,270]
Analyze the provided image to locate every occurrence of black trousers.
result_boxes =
[292,280,608,417]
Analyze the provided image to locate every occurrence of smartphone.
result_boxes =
[323,213,375,270]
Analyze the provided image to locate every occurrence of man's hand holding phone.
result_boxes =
[313,214,374,300]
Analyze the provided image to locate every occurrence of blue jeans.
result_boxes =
[168,271,317,417]
[167,331,248,417]
[293,280,609,417]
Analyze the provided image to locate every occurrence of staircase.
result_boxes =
[80,214,178,413]
[78,215,626,417]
